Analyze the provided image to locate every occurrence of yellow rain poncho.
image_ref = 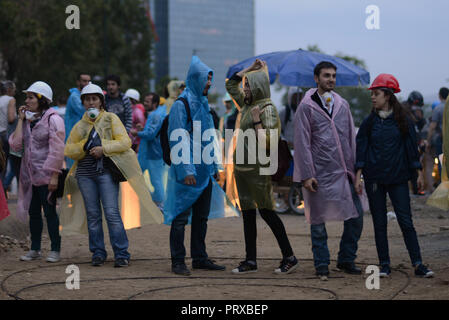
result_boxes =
[226,66,280,211]
[165,80,185,114]
[427,97,449,210]
[60,110,163,235]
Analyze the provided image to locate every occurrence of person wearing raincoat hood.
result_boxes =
[293,61,364,279]
[165,80,185,114]
[166,56,230,276]
[61,82,163,268]
[226,59,298,275]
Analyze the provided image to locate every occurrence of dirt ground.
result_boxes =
[1,195,449,300]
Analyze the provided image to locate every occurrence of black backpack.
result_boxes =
[158,97,192,166]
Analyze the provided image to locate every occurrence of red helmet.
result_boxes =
[368,74,401,93]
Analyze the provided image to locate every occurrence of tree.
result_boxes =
[0,0,153,104]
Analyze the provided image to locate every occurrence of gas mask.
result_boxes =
[87,108,100,120]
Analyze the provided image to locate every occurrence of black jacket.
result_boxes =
[355,112,422,184]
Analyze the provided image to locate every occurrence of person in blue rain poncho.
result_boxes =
[65,73,91,168]
[132,92,167,210]
[165,56,237,276]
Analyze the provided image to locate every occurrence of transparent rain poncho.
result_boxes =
[61,110,163,235]
[163,56,239,225]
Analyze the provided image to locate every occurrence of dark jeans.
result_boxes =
[29,185,61,252]
[242,208,294,262]
[77,173,130,260]
[365,181,422,266]
[2,154,21,189]
[170,179,212,265]
[310,181,364,269]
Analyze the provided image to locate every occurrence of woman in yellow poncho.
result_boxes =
[427,96,449,210]
[60,82,163,267]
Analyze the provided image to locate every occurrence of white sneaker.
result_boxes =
[20,250,42,261]
[46,251,61,263]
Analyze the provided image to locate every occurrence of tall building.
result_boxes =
[150,0,255,100]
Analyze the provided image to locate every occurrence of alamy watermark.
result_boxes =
[365,265,380,290]
[66,5,80,30]
[65,264,80,290]
[169,121,279,176]
[365,5,380,30]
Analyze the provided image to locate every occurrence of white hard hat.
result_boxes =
[23,81,53,102]
[81,82,104,98]
[125,88,140,102]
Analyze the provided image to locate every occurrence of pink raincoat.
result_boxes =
[130,103,146,148]
[9,108,65,222]
[293,89,359,225]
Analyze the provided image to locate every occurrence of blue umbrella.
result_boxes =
[226,49,370,87]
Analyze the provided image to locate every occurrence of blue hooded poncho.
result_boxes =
[65,87,85,168]
[138,104,168,204]
[164,56,239,224]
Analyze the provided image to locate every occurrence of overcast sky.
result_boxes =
[255,0,449,105]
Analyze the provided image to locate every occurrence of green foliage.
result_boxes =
[0,0,153,104]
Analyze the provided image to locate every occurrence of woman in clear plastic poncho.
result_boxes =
[226,59,298,275]
[61,82,163,268]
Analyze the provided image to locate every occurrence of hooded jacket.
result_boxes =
[60,110,163,235]
[225,66,280,211]
[226,66,280,170]
[163,56,238,224]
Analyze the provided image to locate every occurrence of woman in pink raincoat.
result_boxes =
[293,61,364,279]
[9,81,65,263]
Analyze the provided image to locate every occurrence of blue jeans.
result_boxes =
[170,179,212,265]
[310,181,364,269]
[29,185,61,252]
[77,173,130,260]
[365,181,422,266]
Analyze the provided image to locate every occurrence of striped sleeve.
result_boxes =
[123,96,133,133]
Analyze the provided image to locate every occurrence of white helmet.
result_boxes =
[125,88,140,102]
[23,81,53,102]
[81,82,104,98]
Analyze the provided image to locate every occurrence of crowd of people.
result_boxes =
[1,54,447,280]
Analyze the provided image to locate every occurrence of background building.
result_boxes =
[150,0,255,102]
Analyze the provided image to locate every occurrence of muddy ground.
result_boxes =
[1,195,449,300]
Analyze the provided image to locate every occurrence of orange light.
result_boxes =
[120,182,141,229]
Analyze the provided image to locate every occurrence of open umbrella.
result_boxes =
[226,49,370,87]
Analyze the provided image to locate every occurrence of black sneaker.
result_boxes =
[192,259,226,271]
[315,266,329,276]
[379,264,391,278]
[172,263,191,276]
[92,256,105,267]
[415,264,434,278]
[231,260,258,274]
[274,256,299,274]
[337,262,362,275]
[114,258,129,268]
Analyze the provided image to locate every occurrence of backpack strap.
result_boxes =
[177,97,192,131]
